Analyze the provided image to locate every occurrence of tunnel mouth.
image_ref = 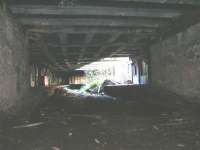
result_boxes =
[50,56,149,100]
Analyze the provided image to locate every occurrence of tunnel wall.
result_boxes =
[151,23,200,100]
[0,7,30,113]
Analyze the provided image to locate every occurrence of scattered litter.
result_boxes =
[99,131,106,135]
[68,114,102,120]
[102,142,107,147]
[177,144,185,147]
[125,128,145,133]
[153,125,159,130]
[101,120,108,125]
[92,122,97,126]
[160,122,185,127]
[68,132,73,136]
[13,122,44,129]
[174,118,184,122]
[24,120,30,123]
[52,146,60,150]
[61,121,68,125]
[40,113,46,117]
[161,113,168,116]
[94,138,101,144]
[17,139,22,143]
[160,113,168,118]
[67,117,71,120]
[160,118,187,127]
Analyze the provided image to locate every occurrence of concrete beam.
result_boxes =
[10,5,182,18]
[44,42,143,48]
[7,0,200,5]
[108,0,200,5]
[33,36,69,71]
[109,46,128,57]
[18,18,170,28]
[42,47,67,71]
[78,34,95,62]
[95,33,122,58]
[59,33,71,69]
[27,27,156,35]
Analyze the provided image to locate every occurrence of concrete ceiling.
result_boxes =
[7,0,200,71]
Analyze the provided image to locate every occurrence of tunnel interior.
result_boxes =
[0,0,200,149]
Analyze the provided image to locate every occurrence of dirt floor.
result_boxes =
[0,92,200,150]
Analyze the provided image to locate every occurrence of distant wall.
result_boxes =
[151,23,200,100]
[0,7,30,113]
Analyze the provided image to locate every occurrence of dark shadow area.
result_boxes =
[1,1,200,149]
[0,86,200,150]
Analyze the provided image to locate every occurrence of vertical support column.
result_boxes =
[131,62,134,84]
[130,56,135,84]
[37,66,42,87]
[38,65,45,87]
[138,59,142,84]
[130,55,140,85]
[135,47,150,85]
[147,48,152,85]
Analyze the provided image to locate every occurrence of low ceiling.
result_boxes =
[7,0,200,71]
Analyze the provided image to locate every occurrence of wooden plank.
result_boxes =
[10,5,182,18]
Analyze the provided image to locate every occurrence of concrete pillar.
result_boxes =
[38,66,45,87]
[130,56,140,84]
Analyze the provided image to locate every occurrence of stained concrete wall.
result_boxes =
[151,23,200,99]
[0,7,30,113]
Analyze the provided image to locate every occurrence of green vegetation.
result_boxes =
[84,70,102,83]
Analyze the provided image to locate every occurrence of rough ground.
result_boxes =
[0,93,200,150]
